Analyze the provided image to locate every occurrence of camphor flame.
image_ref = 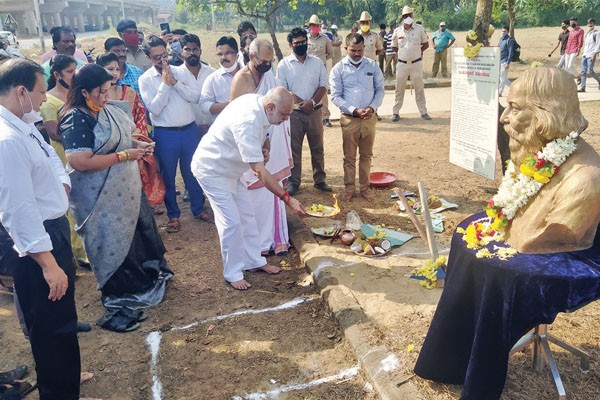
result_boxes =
[332,193,340,212]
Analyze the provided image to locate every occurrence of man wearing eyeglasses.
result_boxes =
[0,58,94,400]
[200,36,241,123]
[139,35,211,232]
[277,27,332,196]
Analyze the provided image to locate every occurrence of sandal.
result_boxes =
[166,218,180,233]
[193,210,213,223]
[0,366,27,384]
[97,311,140,333]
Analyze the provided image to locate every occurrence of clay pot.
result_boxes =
[340,229,356,246]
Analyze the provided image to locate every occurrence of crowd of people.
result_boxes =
[0,5,599,399]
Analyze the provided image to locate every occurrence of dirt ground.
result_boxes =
[2,26,599,400]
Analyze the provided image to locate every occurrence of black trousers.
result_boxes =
[13,216,80,400]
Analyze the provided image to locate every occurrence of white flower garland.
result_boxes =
[492,131,579,220]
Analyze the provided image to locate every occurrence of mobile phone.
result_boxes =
[160,23,170,34]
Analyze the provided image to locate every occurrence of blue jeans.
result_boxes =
[154,124,205,219]
[580,56,600,89]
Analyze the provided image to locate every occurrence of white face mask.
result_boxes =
[348,55,363,65]
[19,89,42,124]
[403,17,414,26]
[221,60,239,73]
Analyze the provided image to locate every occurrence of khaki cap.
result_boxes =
[307,15,321,25]
[401,6,413,17]
[359,11,372,22]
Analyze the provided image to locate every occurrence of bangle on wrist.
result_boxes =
[279,191,291,205]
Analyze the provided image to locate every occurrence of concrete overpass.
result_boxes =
[1,0,175,36]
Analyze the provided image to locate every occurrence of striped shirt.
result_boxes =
[384,32,394,55]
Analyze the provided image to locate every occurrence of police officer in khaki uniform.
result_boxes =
[391,6,431,121]
[307,14,334,127]
[358,11,384,62]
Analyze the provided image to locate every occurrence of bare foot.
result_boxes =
[251,264,281,274]
[230,279,252,290]
[80,372,94,385]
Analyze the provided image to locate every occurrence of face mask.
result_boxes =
[58,78,70,89]
[348,56,363,65]
[293,44,308,56]
[123,32,139,47]
[310,26,320,36]
[571,23,577,28]
[360,24,370,33]
[19,90,42,124]
[85,98,104,112]
[242,51,250,64]
[256,62,271,74]
[331,29,337,35]
[440,27,446,32]
[403,17,413,26]
[186,55,200,67]
[221,60,238,73]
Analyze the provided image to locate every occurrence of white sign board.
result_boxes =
[449,47,500,180]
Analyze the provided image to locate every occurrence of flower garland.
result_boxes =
[458,131,579,250]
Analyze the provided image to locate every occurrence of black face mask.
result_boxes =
[186,55,200,67]
[293,44,308,57]
[242,51,250,64]
[571,23,577,28]
[256,62,271,74]
[58,78,70,89]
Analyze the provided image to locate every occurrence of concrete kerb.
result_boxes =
[288,214,420,400]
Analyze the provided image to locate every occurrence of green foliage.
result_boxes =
[417,3,479,31]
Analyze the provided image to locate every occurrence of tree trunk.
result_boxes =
[264,14,284,61]
[507,0,516,38]
[473,0,493,46]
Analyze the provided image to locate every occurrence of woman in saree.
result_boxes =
[40,54,89,267]
[59,64,173,332]
[230,38,293,255]
[95,53,165,212]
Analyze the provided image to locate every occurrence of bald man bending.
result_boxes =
[192,87,305,290]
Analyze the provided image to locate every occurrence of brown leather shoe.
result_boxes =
[166,218,180,233]
[194,210,214,223]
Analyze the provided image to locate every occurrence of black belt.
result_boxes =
[154,122,195,131]
[398,57,422,64]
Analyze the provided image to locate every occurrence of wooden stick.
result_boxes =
[397,193,428,246]
[418,182,439,261]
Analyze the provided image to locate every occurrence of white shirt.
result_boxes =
[192,94,270,193]
[582,28,599,59]
[392,24,428,61]
[175,63,215,126]
[138,65,198,128]
[277,53,328,101]
[200,66,238,123]
[0,106,70,255]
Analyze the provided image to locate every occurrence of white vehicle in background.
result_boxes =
[0,31,19,48]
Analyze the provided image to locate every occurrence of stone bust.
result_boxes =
[500,67,600,254]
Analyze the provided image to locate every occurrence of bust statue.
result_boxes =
[500,67,600,253]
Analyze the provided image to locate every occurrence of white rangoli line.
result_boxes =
[146,296,318,400]
[231,365,360,399]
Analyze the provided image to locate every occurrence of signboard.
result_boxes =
[4,14,17,26]
[449,47,500,180]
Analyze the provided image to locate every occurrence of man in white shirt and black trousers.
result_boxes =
[0,58,95,400]
[139,35,212,233]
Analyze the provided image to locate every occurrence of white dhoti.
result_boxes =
[242,71,293,254]
[199,178,266,283]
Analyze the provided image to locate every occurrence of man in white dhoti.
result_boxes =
[230,39,294,256]
[192,87,305,290]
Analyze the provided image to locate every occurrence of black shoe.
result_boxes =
[392,114,400,122]
[287,183,299,196]
[77,322,92,332]
[77,258,91,270]
[0,365,28,384]
[182,190,190,202]
[314,182,332,192]
[421,113,432,120]
[577,88,586,92]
